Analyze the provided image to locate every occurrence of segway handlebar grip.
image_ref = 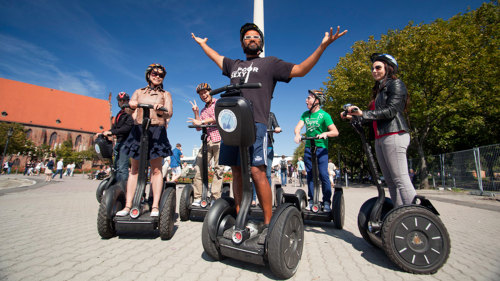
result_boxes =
[210,82,262,96]
[300,136,320,141]
[188,124,217,129]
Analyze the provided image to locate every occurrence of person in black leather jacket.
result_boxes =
[342,53,416,207]
[98,92,134,182]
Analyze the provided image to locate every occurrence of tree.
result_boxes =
[0,122,30,156]
[324,2,499,188]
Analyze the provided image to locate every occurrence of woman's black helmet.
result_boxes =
[370,53,398,73]
[240,23,264,50]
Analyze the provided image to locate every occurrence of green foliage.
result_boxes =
[321,2,499,186]
[0,123,30,155]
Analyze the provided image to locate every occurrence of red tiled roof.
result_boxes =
[0,78,111,133]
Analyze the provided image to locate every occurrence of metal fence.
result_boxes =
[408,144,500,193]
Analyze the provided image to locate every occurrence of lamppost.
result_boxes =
[1,127,14,170]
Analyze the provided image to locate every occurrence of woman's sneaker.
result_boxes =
[192,199,201,207]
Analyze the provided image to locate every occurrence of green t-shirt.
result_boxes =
[300,109,334,148]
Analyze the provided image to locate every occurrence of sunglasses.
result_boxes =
[243,35,261,40]
[151,71,165,78]
[372,65,383,71]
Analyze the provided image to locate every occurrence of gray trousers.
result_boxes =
[375,133,416,207]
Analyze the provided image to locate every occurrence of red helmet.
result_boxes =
[116,92,129,101]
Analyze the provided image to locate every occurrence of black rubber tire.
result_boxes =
[332,189,345,229]
[275,187,284,207]
[159,188,176,240]
[221,183,230,197]
[358,197,394,247]
[97,198,120,239]
[294,189,307,211]
[96,177,110,203]
[201,198,235,261]
[268,206,304,279]
[179,184,194,221]
[381,206,451,274]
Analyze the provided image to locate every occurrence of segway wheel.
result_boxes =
[179,184,194,221]
[202,198,236,261]
[381,206,450,274]
[96,177,110,203]
[221,183,231,197]
[159,188,176,240]
[275,186,284,207]
[332,189,345,229]
[268,205,304,279]
[97,198,120,239]
[358,197,393,248]
[294,189,307,210]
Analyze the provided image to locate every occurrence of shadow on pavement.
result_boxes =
[304,221,402,272]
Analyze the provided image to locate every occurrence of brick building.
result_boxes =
[0,77,111,168]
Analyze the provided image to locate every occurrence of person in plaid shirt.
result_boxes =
[187,83,224,206]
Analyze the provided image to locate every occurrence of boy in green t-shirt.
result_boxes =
[294,90,339,212]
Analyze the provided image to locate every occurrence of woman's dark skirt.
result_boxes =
[122,125,172,161]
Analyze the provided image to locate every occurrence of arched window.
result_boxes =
[49,132,58,148]
[25,129,32,139]
[42,129,47,145]
[75,135,82,151]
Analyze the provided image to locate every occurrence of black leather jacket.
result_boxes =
[360,78,409,136]
[110,109,133,143]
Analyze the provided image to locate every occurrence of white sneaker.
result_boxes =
[192,199,201,207]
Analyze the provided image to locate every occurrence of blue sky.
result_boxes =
[0,0,486,157]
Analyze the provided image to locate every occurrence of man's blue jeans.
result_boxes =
[304,147,331,204]
[280,169,287,186]
[114,142,130,182]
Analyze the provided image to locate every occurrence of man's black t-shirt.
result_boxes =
[222,56,294,124]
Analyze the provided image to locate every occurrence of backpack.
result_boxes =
[280,159,287,170]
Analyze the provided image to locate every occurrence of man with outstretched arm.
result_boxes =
[192,23,347,227]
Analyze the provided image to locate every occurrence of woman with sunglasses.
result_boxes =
[117,63,173,217]
[341,53,416,207]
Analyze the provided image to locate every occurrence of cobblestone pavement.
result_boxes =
[1,174,499,280]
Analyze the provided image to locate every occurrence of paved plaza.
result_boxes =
[0,174,499,280]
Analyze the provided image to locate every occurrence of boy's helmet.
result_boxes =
[309,89,326,106]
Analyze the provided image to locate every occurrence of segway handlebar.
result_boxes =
[188,124,217,129]
[210,82,262,96]
[300,136,320,141]
[342,103,359,118]
[122,103,168,112]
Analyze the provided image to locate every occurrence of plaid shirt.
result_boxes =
[200,98,221,143]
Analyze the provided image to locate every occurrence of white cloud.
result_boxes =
[0,33,105,97]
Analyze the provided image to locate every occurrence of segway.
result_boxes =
[343,104,450,274]
[292,136,344,229]
[95,135,119,203]
[97,104,176,240]
[201,82,304,279]
[179,124,230,221]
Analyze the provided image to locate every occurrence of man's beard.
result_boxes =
[243,43,261,55]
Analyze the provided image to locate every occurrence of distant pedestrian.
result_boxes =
[45,159,54,182]
[170,143,183,182]
[52,158,64,179]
